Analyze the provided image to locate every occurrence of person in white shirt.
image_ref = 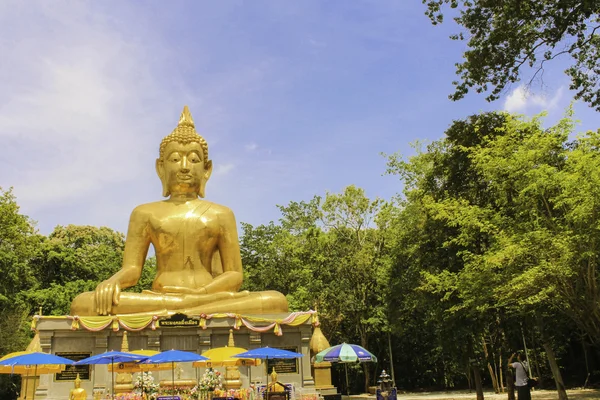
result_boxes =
[508,352,531,400]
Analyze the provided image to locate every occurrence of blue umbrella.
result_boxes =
[0,352,74,400]
[233,347,303,386]
[138,350,209,396]
[314,343,377,395]
[76,351,148,400]
[0,352,74,367]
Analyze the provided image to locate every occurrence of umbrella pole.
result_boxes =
[265,357,268,390]
[32,365,37,400]
[172,361,175,396]
[344,363,349,396]
[112,358,115,400]
[24,368,29,400]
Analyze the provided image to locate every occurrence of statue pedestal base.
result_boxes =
[32,312,315,399]
[224,366,242,389]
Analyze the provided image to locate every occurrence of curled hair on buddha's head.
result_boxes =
[156,106,213,198]
[159,105,210,168]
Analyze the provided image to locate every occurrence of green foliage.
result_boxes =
[0,188,42,303]
[129,256,157,293]
[36,225,125,285]
[241,186,394,391]
[423,0,600,110]
[21,224,126,316]
[0,188,42,399]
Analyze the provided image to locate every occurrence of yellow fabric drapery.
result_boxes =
[32,311,317,336]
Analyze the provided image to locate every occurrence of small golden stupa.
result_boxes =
[309,312,334,389]
[114,331,134,394]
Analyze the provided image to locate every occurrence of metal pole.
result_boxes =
[112,358,115,400]
[520,324,533,378]
[387,332,396,388]
[344,363,349,396]
[172,362,175,396]
[32,365,37,400]
[23,368,29,400]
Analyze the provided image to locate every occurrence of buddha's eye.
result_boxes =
[168,152,181,162]
[188,153,201,163]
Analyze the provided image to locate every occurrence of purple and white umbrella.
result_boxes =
[315,343,377,395]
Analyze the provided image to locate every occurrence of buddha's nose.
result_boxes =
[180,157,190,172]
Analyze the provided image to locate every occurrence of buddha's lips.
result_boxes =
[177,174,192,180]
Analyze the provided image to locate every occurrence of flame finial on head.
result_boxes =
[178,105,195,128]
[159,106,208,163]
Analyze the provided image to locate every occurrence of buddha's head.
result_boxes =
[156,106,213,198]
[74,373,81,388]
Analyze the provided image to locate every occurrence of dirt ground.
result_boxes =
[347,389,600,400]
[394,389,600,399]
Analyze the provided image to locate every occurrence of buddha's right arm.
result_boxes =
[95,207,150,314]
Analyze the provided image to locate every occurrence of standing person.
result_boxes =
[508,352,531,400]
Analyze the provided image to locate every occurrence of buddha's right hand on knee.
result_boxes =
[94,279,121,315]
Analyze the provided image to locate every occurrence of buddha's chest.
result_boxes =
[147,204,219,247]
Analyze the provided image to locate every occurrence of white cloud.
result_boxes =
[504,85,565,113]
[214,163,235,176]
[245,143,259,151]
[0,2,168,212]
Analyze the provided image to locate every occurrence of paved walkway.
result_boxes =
[344,389,600,400]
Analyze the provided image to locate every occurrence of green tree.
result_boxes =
[423,0,600,110]
[241,186,393,393]
[385,111,587,398]
[0,188,42,399]
[23,225,125,315]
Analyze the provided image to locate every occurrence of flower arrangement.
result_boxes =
[198,367,223,391]
[134,371,159,399]
[112,394,143,400]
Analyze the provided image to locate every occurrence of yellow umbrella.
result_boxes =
[193,346,262,367]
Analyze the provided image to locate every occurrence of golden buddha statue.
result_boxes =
[70,106,288,316]
[69,374,86,400]
[267,368,286,392]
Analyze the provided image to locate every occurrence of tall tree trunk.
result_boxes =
[467,339,484,400]
[498,315,515,400]
[472,364,485,400]
[387,332,396,388]
[498,350,504,392]
[466,363,473,391]
[361,334,370,393]
[541,338,568,400]
[529,331,544,388]
[482,335,499,393]
[538,316,568,400]
[582,338,590,388]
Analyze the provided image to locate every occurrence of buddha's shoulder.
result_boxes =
[203,200,235,217]
[129,200,235,217]
[129,201,165,216]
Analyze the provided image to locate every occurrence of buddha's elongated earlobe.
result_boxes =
[156,158,170,197]
[199,160,213,198]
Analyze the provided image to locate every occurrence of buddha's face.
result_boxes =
[156,141,212,198]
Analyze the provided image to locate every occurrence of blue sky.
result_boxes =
[1,1,599,236]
